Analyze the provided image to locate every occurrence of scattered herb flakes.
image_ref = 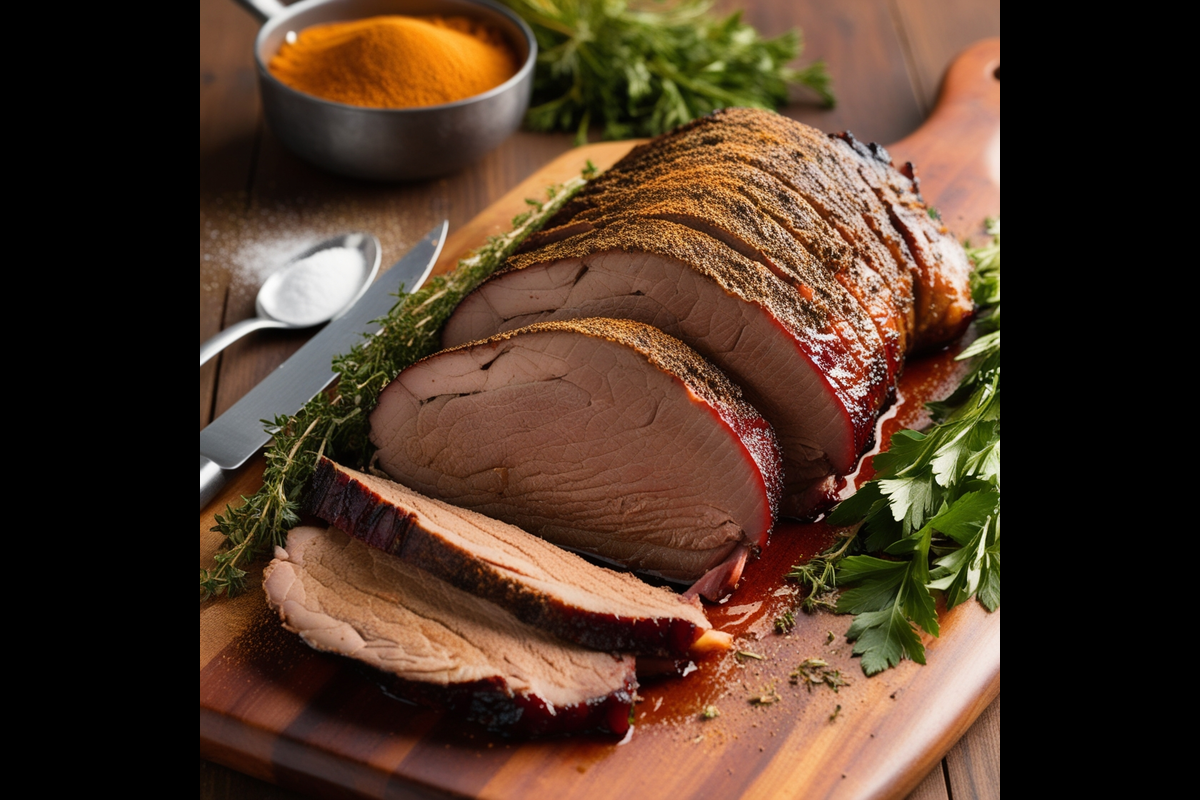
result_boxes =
[700,705,720,720]
[785,534,855,612]
[789,658,850,693]
[735,650,766,662]
[829,704,842,723]
[826,631,835,644]
[749,685,782,706]
[774,610,796,634]
[201,169,596,599]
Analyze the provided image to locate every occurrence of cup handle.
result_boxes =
[231,0,287,24]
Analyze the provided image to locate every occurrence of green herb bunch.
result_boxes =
[503,0,834,143]
[795,219,1001,676]
[200,170,595,600]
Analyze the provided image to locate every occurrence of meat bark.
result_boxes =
[304,456,719,658]
[443,217,865,515]
[518,161,900,394]
[442,108,973,516]
[263,526,637,736]
[370,318,782,596]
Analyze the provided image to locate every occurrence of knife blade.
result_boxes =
[200,221,448,510]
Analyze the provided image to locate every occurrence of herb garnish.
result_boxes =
[503,0,834,144]
[789,219,1001,675]
[200,168,596,599]
[789,658,849,693]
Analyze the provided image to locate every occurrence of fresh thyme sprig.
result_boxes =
[786,218,1001,676]
[502,0,834,144]
[200,167,596,599]
[782,532,856,615]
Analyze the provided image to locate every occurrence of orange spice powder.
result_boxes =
[268,15,519,109]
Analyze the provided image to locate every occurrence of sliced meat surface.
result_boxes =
[263,525,637,736]
[371,318,782,593]
[442,217,865,516]
[520,161,900,393]
[446,108,973,515]
[662,108,972,350]
[304,457,721,657]
[576,107,971,353]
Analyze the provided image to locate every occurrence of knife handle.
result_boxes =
[200,455,228,512]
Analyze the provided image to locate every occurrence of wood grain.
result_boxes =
[891,0,1002,115]
[200,38,999,799]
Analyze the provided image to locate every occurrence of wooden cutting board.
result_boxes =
[200,39,999,800]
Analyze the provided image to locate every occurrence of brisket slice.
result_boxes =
[577,107,971,352]
[441,217,865,516]
[371,318,782,596]
[263,526,637,736]
[560,110,919,334]
[518,161,901,394]
[679,109,972,351]
[304,457,719,658]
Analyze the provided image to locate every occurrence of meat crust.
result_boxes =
[442,108,973,515]
[371,318,781,594]
[304,456,715,657]
[263,526,638,736]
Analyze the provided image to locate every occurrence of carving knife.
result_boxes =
[200,221,448,510]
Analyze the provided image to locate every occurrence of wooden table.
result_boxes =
[200,2,1000,797]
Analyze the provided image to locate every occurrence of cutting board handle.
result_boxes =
[887,39,1000,237]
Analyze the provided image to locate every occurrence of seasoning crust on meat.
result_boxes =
[442,107,973,516]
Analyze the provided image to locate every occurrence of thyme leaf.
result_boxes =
[789,658,849,693]
[201,168,596,599]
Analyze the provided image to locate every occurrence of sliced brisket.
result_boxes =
[442,108,973,515]
[303,457,721,658]
[442,217,866,515]
[263,525,637,736]
[370,318,782,596]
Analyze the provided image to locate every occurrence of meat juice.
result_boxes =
[627,329,976,733]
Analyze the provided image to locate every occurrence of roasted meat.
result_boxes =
[304,457,725,657]
[441,108,973,516]
[369,318,782,597]
[263,526,637,736]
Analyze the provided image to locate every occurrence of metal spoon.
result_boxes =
[200,232,381,367]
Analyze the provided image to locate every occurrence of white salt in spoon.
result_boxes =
[200,233,381,367]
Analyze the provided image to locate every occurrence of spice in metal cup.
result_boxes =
[268,14,520,109]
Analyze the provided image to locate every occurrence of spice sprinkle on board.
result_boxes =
[268,15,519,109]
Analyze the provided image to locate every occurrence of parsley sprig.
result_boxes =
[200,169,595,599]
[815,219,1001,675]
[503,0,834,144]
